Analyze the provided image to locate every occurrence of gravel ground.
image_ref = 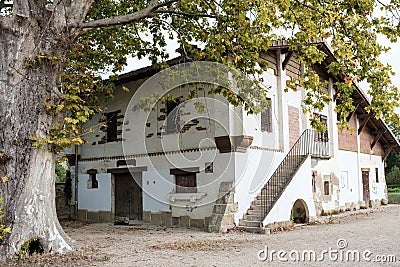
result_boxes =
[9,204,400,266]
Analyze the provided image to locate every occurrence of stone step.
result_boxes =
[254,195,278,201]
[252,199,276,206]
[243,214,264,221]
[239,219,262,228]
[249,204,263,211]
[258,183,288,191]
[247,209,265,216]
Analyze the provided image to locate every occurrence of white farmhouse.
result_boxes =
[67,40,400,232]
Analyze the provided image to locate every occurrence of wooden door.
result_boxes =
[362,170,370,204]
[115,172,142,220]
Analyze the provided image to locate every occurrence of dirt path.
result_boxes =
[9,205,400,266]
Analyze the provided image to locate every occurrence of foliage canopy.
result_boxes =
[4,0,399,149]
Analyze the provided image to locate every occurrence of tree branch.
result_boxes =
[65,0,94,26]
[154,9,217,19]
[68,0,179,29]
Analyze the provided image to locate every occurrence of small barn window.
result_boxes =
[375,168,379,183]
[87,169,98,189]
[175,173,197,193]
[324,181,330,195]
[261,98,272,132]
[205,162,213,173]
[166,99,180,134]
[312,171,317,193]
[106,111,119,142]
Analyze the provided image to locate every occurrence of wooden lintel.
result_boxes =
[358,114,372,135]
[382,146,395,162]
[370,129,385,150]
[282,51,294,70]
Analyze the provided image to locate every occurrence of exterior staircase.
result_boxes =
[238,129,329,233]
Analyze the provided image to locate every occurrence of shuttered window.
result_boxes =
[106,111,118,142]
[261,98,272,132]
[175,173,197,193]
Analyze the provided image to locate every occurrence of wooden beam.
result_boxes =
[358,113,373,135]
[383,143,398,149]
[382,146,395,162]
[371,129,385,150]
[346,103,360,122]
[282,51,294,70]
[357,113,371,119]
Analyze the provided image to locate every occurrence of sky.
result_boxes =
[379,38,400,89]
[379,39,400,114]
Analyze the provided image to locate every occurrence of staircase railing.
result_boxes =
[260,129,330,218]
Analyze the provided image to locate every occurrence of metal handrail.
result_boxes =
[260,129,330,218]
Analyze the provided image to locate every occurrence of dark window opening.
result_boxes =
[175,173,197,193]
[87,169,98,189]
[375,168,379,183]
[324,181,330,195]
[261,98,272,132]
[106,111,118,142]
[205,162,213,173]
[315,114,328,142]
[312,172,317,193]
[166,99,180,134]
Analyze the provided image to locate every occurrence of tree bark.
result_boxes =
[0,13,74,260]
[0,0,179,261]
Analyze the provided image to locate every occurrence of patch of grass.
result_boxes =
[388,192,400,204]
[387,187,400,193]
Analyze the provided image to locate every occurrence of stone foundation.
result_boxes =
[208,182,237,233]
[142,211,210,229]
[77,209,113,222]
[318,198,386,218]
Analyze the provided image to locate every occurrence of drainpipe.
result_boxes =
[355,115,361,201]
[276,49,286,152]
[74,144,79,220]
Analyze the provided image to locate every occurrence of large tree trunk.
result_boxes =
[0,15,73,260]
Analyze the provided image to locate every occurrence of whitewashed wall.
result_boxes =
[263,157,316,224]
[337,150,361,205]
[360,153,387,201]
[234,149,285,223]
[78,173,112,211]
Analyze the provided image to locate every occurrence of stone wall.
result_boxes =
[55,183,72,219]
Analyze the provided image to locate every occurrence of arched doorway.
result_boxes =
[291,199,309,223]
